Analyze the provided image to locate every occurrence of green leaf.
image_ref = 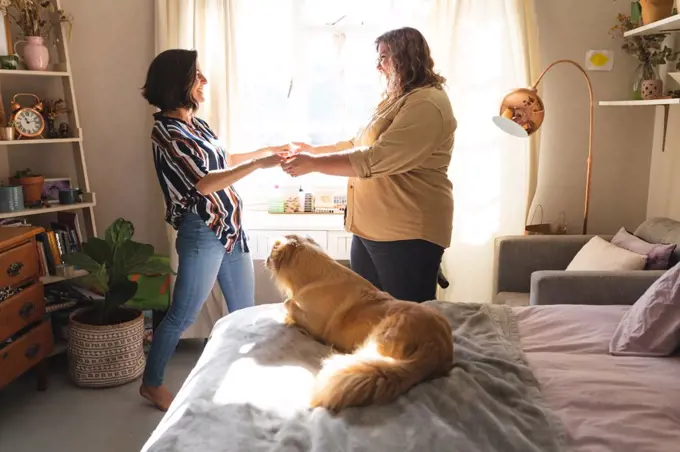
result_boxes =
[126,295,170,311]
[129,256,175,276]
[76,266,109,294]
[113,240,154,278]
[82,237,112,265]
[62,252,102,274]
[106,279,139,309]
[105,218,135,248]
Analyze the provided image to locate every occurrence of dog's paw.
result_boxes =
[283,312,297,326]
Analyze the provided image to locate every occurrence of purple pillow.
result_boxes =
[610,262,680,357]
[611,227,676,270]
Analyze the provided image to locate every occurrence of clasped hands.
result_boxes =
[257,142,317,177]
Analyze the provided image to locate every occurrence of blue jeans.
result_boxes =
[142,212,255,387]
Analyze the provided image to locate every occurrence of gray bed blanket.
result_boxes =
[142,302,566,452]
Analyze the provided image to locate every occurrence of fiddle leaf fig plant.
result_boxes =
[62,218,175,325]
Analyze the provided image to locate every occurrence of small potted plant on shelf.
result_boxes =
[2,120,14,141]
[638,0,676,25]
[0,0,73,71]
[610,12,680,100]
[9,167,44,206]
[62,218,174,388]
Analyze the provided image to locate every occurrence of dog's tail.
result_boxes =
[310,312,453,412]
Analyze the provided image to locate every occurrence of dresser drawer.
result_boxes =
[0,283,45,342]
[0,320,53,389]
[0,241,40,288]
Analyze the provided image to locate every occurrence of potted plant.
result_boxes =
[2,120,14,141]
[9,168,44,205]
[639,0,675,25]
[0,0,73,71]
[610,12,680,100]
[62,218,174,388]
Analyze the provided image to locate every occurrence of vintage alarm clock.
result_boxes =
[9,93,45,139]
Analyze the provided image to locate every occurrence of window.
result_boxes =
[227,0,434,208]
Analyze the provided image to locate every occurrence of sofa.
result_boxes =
[493,217,680,306]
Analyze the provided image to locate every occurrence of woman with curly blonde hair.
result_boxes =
[282,27,456,303]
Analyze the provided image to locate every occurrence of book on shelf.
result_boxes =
[34,212,84,277]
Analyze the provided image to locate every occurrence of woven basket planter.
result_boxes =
[68,307,146,388]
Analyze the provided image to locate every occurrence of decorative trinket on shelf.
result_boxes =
[43,98,70,138]
[58,122,70,137]
[9,93,45,139]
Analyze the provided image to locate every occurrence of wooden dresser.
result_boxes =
[0,226,53,391]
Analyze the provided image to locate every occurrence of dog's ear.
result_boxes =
[303,235,321,247]
[272,236,286,249]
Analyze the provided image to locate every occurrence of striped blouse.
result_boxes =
[151,113,247,252]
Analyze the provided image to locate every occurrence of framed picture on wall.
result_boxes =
[0,16,13,57]
[42,177,72,204]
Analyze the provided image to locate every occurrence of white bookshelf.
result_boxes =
[40,268,87,285]
[624,14,680,38]
[0,0,96,240]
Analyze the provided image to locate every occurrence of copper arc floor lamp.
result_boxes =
[492,59,594,235]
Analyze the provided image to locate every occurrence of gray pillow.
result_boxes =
[611,227,676,270]
[610,262,680,357]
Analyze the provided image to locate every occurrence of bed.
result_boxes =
[141,301,680,452]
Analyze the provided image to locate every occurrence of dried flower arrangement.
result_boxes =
[609,13,680,69]
[0,0,72,40]
[43,98,69,120]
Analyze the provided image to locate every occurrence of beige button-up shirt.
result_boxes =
[337,86,456,249]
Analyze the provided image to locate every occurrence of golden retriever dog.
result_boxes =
[265,234,454,412]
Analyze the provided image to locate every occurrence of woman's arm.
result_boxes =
[282,152,356,178]
[282,100,445,179]
[227,145,288,166]
[196,154,282,195]
[292,140,354,156]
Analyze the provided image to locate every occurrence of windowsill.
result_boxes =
[243,209,346,231]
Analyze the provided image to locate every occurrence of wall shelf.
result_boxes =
[599,99,679,152]
[0,196,96,220]
[0,69,70,77]
[599,99,680,107]
[0,138,81,146]
[624,14,680,37]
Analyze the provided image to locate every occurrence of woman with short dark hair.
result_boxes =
[282,27,456,303]
[139,49,285,411]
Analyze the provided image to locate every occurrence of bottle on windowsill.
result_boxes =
[267,185,284,214]
[297,186,305,214]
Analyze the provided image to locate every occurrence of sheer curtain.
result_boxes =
[429,0,541,302]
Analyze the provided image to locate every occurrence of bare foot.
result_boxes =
[140,384,174,412]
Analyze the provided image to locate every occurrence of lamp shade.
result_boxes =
[492,88,545,137]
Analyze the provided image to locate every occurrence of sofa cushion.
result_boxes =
[634,217,680,266]
[610,262,680,357]
[611,227,677,270]
[566,236,647,272]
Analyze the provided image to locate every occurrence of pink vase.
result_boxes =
[16,36,49,71]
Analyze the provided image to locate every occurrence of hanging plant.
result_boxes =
[610,13,680,70]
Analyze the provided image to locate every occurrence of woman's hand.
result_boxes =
[281,153,318,177]
[290,142,314,154]
[256,153,286,169]
[260,145,291,158]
